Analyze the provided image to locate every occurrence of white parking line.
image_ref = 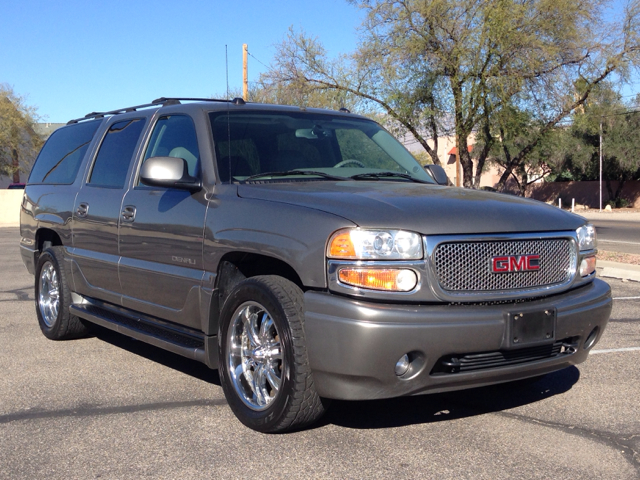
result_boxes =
[612,296,640,300]
[590,347,640,355]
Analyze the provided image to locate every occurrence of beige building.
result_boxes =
[401,132,502,188]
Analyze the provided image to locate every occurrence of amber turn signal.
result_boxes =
[580,255,596,277]
[329,231,356,258]
[338,268,418,292]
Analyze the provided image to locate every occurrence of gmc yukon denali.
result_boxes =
[20,97,612,432]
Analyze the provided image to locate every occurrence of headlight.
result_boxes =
[328,228,423,260]
[576,224,597,251]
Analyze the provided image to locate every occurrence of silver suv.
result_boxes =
[20,98,612,432]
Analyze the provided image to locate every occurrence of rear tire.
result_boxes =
[35,247,89,340]
[218,275,327,433]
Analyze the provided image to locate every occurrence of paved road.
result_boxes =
[1,227,639,479]
[578,212,640,256]
[591,219,640,255]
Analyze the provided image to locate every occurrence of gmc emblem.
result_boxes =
[491,254,540,273]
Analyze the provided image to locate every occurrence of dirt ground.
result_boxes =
[598,250,640,266]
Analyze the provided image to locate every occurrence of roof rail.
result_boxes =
[66,100,168,125]
[67,97,246,125]
[151,97,234,104]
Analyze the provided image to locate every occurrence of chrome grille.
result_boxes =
[433,238,576,292]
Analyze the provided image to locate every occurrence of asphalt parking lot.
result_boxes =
[1,227,639,479]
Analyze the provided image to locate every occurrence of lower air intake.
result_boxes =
[431,339,577,375]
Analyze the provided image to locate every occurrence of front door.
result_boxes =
[118,114,207,329]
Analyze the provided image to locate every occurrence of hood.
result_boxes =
[237,181,586,235]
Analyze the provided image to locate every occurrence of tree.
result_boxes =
[0,85,43,183]
[548,84,640,202]
[260,0,640,189]
[474,106,565,195]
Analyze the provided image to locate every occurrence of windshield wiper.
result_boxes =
[242,170,347,182]
[348,172,430,184]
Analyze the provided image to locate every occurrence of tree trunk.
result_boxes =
[12,148,20,184]
[605,179,614,203]
[457,137,474,188]
[473,120,493,188]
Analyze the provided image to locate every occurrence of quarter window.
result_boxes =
[28,120,101,184]
[89,118,146,188]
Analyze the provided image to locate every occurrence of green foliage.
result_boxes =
[411,151,433,165]
[0,84,43,179]
[606,197,631,208]
[258,0,640,191]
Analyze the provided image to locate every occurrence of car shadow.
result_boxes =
[90,325,221,386]
[88,325,579,431]
[319,367,580,430]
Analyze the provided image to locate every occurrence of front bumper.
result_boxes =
[303,278,612,400]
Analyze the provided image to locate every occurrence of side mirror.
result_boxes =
[140,156,201,191]
[424,164,449,186]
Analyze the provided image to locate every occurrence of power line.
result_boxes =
[247,50,270,69]
[599,108,640,118]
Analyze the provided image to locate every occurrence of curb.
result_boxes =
[597,260,640,283]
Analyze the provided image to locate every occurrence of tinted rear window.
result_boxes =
[28,120,102,184]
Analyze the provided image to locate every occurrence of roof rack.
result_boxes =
[66,97,247,125]
[152,97,246,106]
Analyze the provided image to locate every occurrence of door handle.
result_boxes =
[76,203,89,218]
[121,205,136,222]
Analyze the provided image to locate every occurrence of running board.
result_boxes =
[70,303,217,368]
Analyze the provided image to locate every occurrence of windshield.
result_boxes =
[209,111,434,184]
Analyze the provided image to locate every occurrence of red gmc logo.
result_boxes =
[491,254,540,273]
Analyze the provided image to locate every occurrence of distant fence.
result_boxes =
[0,190,23,226]
[527,180,640,209]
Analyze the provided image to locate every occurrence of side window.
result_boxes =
[89,118,146,188]
[143,115,200,178]
[28,120,101,184]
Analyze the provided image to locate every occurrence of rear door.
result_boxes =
[70,117,147,304]
[118,113,207,329]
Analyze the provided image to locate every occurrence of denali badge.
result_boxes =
[491,254,540,273]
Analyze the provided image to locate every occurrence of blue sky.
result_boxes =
[2,0,364,123]
[2,0,638,123]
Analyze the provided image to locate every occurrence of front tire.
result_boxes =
[218,275,327,433]
[35,247,89,340]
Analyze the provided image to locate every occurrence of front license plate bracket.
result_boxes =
[505,308,556,348]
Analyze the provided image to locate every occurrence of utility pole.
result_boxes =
[455,138,460,187]
[599,119,603,212]
[243,44,248,102]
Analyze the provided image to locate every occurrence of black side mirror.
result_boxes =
[140,156,202,191]
[424,164,449,186]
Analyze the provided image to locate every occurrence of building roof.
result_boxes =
[34,123,66,139]
[447,145,474,155]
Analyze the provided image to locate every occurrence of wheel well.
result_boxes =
[36,229,63,252]
[217,252,304,291]
[207,252,305,336]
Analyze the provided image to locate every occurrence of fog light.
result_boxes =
[580,256,596,277]
[395,354,410,376]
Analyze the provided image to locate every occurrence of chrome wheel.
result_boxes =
[227,301,283,411]
[38,261,60,328]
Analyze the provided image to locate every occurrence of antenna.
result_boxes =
[225,44,230,101]
[226,45,232,183]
